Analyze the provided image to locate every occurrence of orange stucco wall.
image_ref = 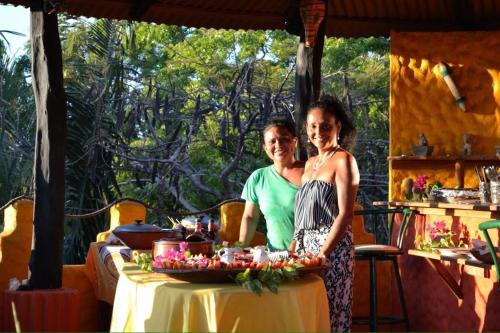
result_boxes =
[397,213,500,332]
[389,30,500,332]
[389,31,500,200]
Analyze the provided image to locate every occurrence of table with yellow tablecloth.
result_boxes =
[110,263,331,332]
[85,242,132,304]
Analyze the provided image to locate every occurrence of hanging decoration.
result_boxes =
[299,0,326,48]
[438,62,466,112]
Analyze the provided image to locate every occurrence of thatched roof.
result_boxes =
[2,0,500,37]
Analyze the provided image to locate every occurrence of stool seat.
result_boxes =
[355,244,403,256]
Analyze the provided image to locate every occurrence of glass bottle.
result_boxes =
[186,218,206,242]
[207,218,220,244]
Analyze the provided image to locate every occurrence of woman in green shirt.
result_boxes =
[239,117,304,251]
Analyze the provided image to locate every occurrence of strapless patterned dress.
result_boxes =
[294,179,354,333]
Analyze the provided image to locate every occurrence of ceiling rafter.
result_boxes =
[1,0,500,37]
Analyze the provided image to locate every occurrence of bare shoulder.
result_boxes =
[304,156,317,169]
[332,148,357,165]
[332,149,359,179]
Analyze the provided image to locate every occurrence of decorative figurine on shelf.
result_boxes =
[419,133,428,146]
[461,133,472,156]
[402,178,414,200]
[412,133,433,156]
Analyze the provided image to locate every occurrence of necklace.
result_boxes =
[312,146,339,172]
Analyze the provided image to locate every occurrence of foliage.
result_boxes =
[0,39,34,206]
[415,220,465,252]
[0,18,391,261]
[132,250,153,272]
[235,262,302,295]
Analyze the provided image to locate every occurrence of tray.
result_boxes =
[152,263,330,283]
[435,247,470,256]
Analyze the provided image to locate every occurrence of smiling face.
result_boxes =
[306,107,341,151]
[263,126,297,165]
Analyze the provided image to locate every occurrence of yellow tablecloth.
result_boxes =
[85,242,132,304]
[110,264,331,332]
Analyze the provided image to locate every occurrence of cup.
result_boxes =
[479,181,490,204]
[490,181,500,204]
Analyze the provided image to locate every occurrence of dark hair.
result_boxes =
[262,116,297,139]
[307,95,356,151]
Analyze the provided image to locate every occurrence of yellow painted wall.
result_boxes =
[389,31,500,200]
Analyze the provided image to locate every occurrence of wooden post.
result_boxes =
[28,0,67,289]
[294,0,327,160]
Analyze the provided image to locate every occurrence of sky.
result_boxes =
[0,4,30,58]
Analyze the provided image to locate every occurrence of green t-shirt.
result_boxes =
[241,166,299,251]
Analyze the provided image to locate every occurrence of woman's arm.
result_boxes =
[239,201,262,246]
[319,154,359,257]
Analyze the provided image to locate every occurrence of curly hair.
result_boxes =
[307,95,356,151]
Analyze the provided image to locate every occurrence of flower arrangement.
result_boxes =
[405,174,441,202]
[415,220,468,252]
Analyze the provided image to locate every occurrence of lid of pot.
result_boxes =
[113,220,162,233]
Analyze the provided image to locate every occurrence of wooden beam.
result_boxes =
[129,0,156,21]
[456,0,476,30]
[28,0,67,289]
[294,0,327,160]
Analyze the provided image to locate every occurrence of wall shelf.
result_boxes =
[388,155,500,188]
[408,249,497,299]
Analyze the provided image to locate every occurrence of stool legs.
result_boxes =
[392,257,410,331]
[369,256,378,332]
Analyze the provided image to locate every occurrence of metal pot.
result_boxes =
[153,239,214,259]
[112,220,182,249]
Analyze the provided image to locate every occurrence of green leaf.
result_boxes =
[232,241,245,248]
[283,266,299,280]
[266,280,279,294]
[235,268,252,284]
[242,280,263,295]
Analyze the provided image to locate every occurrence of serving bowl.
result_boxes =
[153,239,214,258]
[112,220,182,249]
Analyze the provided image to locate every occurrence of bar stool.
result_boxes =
[353,208,415,332]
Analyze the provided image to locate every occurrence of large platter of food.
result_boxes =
[146,242,329,286]
[152,256,329,283]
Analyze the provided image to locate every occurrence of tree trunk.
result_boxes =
[29,0,67,289]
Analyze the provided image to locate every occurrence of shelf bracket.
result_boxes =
[424,257,464,299]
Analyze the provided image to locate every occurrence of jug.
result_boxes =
[251,246,270,263]
[217,247,242,264]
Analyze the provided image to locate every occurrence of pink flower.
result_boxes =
[414,175,428,191]
[179,241,188,253]
[434,220,446,231]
